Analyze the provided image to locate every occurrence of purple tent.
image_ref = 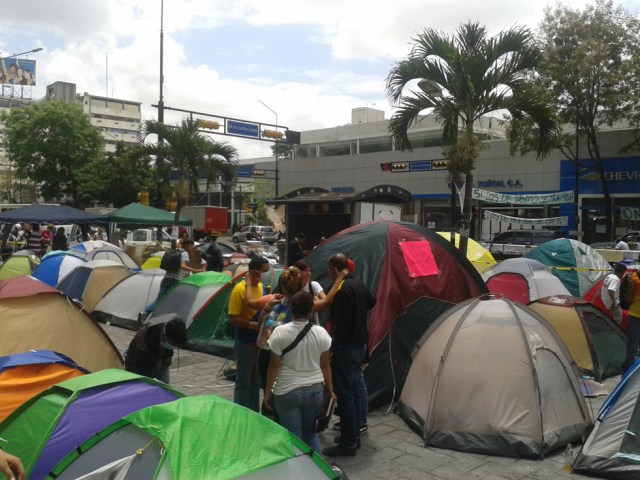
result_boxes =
[0,369,184,479]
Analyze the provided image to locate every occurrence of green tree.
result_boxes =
[269,142,294,161]
[2,100,105,206]
[76,143,155,207]
[386,22,557,254]
[533,0,640,240]
[138,119,238,221]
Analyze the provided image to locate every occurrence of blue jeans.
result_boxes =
[145,276,179,315]
[274,383,325,454]
[332,345,367,448]
[623,314,640,372]
[233,339,260,412]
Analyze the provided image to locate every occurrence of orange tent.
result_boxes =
[0,350,87,421]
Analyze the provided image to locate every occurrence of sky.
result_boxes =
[2,0,639,160]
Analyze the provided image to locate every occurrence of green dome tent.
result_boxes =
[524,238,610,297]
[47,395,340,479]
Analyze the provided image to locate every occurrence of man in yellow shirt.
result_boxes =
[228,256,270,411]
[623,271,640,372]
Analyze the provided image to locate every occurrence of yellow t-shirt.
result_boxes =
[228,279,263,322]
[628,272,640,318]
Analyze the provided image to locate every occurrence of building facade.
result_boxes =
[251,107,640,244]
[46,81,142,152]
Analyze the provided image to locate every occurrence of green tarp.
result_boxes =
[107,203,192,229]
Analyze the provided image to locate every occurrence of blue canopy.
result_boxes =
[0,204,105,224]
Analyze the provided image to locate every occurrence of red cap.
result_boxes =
[347,258,355,273]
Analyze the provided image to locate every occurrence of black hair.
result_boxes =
[328,253,348,271]
[290,291,314,319]
[614,263,627,275]
[248,256,269,271]
[164,318,187,347]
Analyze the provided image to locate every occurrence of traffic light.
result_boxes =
[391,162,409,172]
[432,160,449,170]
[262,129,284,140]
[196,119,221,130]
[380,163,392,172]
[251,169,266,177]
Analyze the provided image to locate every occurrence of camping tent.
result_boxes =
[56,259,134,312]
[584,273,633,332]
[0,369,184,480]
[305,220,487,408]
[70,240,140,270]
[398,295,591,458]
[148,271,242,357]
[93,268,166,330]
[0,276,123,371]
[524,238,611,297]
[0,350,87,422]
[31,251,86,287]
[436,232,496,273]
[528,295,625,381]
[0,250,40,280]
[572,358,640,479]
[47,395,339,480]
[0,204,105,224]
[482,257,571,304]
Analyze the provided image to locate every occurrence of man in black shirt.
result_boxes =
[323,253,376,457]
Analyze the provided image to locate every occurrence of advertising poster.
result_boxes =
[0,58,36,86]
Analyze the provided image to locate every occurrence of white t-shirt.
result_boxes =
[601,273,621,310]
[615,240,630,251]
[304,281,324,324]
[268,320,332,396]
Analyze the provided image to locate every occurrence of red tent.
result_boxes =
[306,221,487,407]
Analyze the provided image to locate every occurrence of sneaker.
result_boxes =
[137,311,147,325]
[333,421,368,434]
[323,444,357,457]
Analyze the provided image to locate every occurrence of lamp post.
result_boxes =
[258,99,279,197]
[574,108,580,240]
[3,47,43,58]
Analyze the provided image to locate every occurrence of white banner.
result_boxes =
[620,206,640,221]
[472,188,574,205]
[484,210,569,226]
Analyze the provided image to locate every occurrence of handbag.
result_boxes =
[315,395,336,432]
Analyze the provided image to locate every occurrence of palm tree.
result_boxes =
[386,22,557,254]
[139,118,238,223]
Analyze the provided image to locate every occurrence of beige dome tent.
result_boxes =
[398,295,591,458]
[0,276,123,371]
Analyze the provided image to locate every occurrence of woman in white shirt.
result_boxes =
[263,291,334,454]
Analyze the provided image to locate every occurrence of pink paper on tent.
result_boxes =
[400,240,439,277]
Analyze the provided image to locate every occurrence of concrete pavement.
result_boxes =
[103,323,615,480]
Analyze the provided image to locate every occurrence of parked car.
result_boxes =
[232,225,279,244]
[482,230,560,260]
[590,231,640,249]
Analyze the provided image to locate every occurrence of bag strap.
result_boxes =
[281,322,313,357]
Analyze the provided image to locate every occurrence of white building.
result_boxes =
[46,81,141,152]
[248,107,640,244]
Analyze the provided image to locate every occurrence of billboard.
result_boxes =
[0,58,36,86]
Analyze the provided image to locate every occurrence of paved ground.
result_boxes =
[103,323,617,480]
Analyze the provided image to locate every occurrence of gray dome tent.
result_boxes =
[398,295,591,458]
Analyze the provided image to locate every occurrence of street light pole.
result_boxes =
[158,0,165,126]
[258,99,279,197]
[575,111,580,240]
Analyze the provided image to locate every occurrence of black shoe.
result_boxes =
[334,435,361,449]
[323,444,357,457]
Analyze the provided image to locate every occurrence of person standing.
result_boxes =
[623,270,640,372]
[124,313,187,384]
[41,224,55,252]
[263,291,334,454]
[323,253,376,457]
[228,256,270,412]
[51,227,69,251]
[23,223,44,257]
[601,263,626,324]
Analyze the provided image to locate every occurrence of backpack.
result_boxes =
[160,249,182,272]
[620,273,635,310]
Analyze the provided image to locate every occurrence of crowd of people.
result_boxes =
[227,252,376,458]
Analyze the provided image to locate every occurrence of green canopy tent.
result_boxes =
[106,203,192,240]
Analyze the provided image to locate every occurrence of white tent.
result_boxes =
[399,295,591,458]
